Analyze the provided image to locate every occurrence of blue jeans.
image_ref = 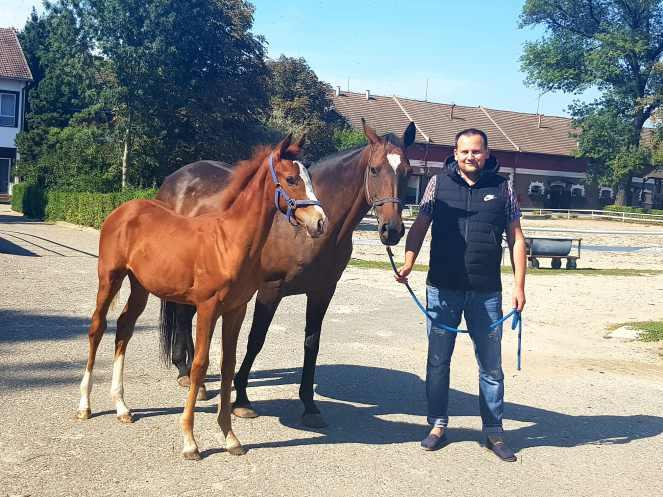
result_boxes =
[425,285,504,434]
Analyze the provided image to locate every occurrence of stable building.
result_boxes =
[331,90,609,209]
[0,27,32,202]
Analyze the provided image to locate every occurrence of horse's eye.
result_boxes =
[369,167,378,176]
[286,176,297,186]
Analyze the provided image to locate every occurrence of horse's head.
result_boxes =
[268,133,327,238]
[362,119,416,246]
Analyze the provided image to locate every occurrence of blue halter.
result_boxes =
[268,155,322,226]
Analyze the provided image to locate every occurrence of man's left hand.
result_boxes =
[512,287,526,312]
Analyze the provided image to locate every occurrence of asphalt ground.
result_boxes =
[1,205,662,497]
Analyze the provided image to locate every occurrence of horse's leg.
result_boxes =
[173,304,206,400]
[180,297,218,460]
[217,304,247,455]
[233,285,282,418]
[76,269,126,420]
[300,286,336,428]
[111,273,149,423]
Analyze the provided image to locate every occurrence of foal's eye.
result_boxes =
[286,176,297,186]
[369,167,378,176]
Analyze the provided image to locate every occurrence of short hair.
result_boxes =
[454,128,488,149]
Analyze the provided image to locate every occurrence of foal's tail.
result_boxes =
[159,299,178,366]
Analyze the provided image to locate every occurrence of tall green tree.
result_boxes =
[520,0,663,204]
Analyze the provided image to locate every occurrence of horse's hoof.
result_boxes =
[182,449,202,461]
[197,385,208,401]
[302,412,328,428]
[117,413,134,424]
[177,375,191,388]
[75,409,92,420]
[232,404,258,419]
[227,445,246,456]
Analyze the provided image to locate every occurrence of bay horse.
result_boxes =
[75,135,327,460]
[157,120,415,427]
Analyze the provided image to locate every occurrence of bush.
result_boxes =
[604,205,663,217]
[10,182,156,228]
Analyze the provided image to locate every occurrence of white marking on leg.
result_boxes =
[295,161,326,217]
[78,369,92,411]
[387,153,401,173]
[111,354,130,417]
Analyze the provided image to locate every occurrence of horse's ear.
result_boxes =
[285,133,306,159]
[403,121,416,148]
[274,133,293,160]
[362,118,380,145]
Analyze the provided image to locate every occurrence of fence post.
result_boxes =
[622,212,625,222]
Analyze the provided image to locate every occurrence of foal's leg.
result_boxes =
[233,286,282,417]
[111,273,149,423]
[173,304,206,400]
[216,304,247,455]
[180,298,219,460]
[300,286,336,428]
[76,269,126,420]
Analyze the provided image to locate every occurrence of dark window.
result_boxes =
[0,92,18,127]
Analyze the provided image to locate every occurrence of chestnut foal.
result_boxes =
[75,135,327,460]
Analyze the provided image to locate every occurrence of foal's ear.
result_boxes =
[285,133,306,159]
[274,133,293,160]
[403,121,416,149]
[362,118,381,145]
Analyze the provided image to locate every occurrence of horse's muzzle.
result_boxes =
[299,208,327,238]
[379,221,404,246]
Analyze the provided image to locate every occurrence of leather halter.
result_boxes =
[364,143,403,209]
[269,155,322,226]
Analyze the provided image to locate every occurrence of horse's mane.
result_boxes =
[217,145,271,211]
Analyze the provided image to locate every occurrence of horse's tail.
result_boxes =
[159,299,178,366]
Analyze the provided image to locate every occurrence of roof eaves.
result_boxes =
[479,106,520,152]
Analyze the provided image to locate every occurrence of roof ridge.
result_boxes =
[391,95,431,143]
[479,106,520,152]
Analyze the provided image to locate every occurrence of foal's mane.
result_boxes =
[217,145,271,211]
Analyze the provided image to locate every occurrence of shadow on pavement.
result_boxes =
[0,235,38,256]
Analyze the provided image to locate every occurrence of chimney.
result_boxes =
[538,113,543,128]
[365,89,370,100]
[335,85,341,97]
[450,103,456,120]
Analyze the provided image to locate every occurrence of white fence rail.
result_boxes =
[521,208,663,223]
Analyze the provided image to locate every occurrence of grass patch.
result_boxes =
[607,321,663,342]
[347,259,662,277]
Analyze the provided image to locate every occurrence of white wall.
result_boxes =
[0,78,28,149]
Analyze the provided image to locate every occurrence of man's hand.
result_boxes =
[395,264,412,284]
[512,286,526,312]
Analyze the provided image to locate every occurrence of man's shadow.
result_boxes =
[196,364,663,453]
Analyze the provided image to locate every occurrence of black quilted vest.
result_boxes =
[428,163,507,292]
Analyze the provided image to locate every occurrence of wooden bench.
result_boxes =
[525,237,582,269]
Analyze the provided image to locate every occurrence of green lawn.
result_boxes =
[347,259,663,277]
[607,321,663,342]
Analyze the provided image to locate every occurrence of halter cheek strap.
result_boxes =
[269,155,322,226]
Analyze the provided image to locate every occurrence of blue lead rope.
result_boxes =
[386,247,523,370]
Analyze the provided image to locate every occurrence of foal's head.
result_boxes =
[362,119,416,246]
[269,134,327,238]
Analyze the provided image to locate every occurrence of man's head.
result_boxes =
[454,128,489,179]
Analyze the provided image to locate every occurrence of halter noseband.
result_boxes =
[269,155,322,226]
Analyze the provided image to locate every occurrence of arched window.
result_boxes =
[528,181,545,196]
[570,184,585,198]
[599,187,613,201]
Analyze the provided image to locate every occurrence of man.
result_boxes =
[396,128,526,461]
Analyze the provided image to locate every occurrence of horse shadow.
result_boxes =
[217,364,663,453]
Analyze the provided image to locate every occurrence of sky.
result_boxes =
[2,0,601,118]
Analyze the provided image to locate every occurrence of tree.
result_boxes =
[520,0,663,204]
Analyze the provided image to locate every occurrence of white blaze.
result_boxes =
[387,153,402,173]
[295,161,325,218]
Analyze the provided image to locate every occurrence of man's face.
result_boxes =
[454,134,489,177]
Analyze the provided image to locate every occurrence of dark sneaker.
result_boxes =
[486,436,517,462]
[420,432,448,451]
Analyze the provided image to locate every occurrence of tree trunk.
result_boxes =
[121,114,132,189]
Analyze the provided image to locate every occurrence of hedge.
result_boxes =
[11,183,157,229]
[604,205,663,216]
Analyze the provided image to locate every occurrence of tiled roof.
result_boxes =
[0,28,33,81]
[331,91,580,157]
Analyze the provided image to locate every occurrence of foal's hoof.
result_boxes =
[177,375,191,388]
[197,384,208,401]
[182,449,202,461]
[75,409,92,420]
[227,445,246,456]
[232,403,258,419]
[302,412,328,428]
[117,412,134,424]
